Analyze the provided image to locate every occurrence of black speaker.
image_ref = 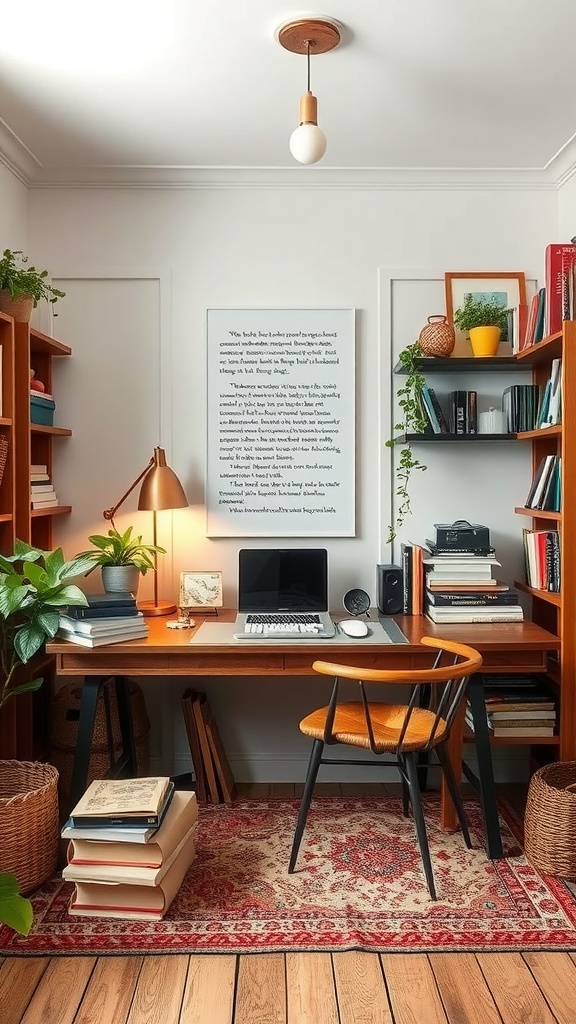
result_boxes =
[377,563,403,615]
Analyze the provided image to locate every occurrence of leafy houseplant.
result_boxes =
[78,526,166,574]
[385,342,428,543]
[0,249,66,308]
[0,541,93,935]
[453,294,510,335]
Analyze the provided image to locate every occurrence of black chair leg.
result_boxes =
[436,743,472,849]
[401,773,410,817]
[288,739,324,873]
[405,752,437,900]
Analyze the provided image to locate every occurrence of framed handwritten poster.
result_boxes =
[206,308,355,537]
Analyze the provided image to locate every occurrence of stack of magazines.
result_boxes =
[62,777,198,919]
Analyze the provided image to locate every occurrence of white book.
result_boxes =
[63,822,197,886]
[31,498,59,508]
[423,558,501,568]
[427,608,523,624]
[57,626,149,647]
[425,571,495,582]
[59,612,144,635]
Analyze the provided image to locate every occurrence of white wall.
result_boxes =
[22,182,556,782]
[0,162,28,248]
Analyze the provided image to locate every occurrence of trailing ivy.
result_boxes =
[385,342,428,544]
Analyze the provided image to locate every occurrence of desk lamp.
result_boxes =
[103,446,188,616]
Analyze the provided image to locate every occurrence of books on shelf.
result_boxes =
[69,777,175,829]
[545,243,576,336]
[425,587,519,607]
[466,675,557,737]
[465,709,555,738]
[522,527,560,592]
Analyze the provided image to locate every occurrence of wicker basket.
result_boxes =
[524,761,576,878]
[418,315,456,357]
[49,678,150,798]
[0,760,59,893]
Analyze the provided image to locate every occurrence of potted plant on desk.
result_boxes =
[78,526,166,595]
[0,541,92,934]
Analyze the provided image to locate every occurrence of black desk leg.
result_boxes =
[69,675,138,810]
[467,678,504,859]
[115,675,138,779]
[69,676,102,809]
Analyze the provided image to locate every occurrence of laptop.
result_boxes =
[234,548,336,639]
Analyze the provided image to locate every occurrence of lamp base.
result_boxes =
[138,599,177,617]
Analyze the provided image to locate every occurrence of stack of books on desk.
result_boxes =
[423,539,523,624]
[58,591,149,646]
[62,777,198,920]
[465,676,556,738]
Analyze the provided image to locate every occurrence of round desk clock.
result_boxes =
[343,588,371,617]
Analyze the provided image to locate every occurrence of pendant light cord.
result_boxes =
[306,41,311,92]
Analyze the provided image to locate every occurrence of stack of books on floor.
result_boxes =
[465,675,556,738]
[423,523,524,624]
[30,463,59,509]
[57,591,149,646]
[62,776,198,920]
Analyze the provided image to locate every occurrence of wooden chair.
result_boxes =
[288,635,483,899]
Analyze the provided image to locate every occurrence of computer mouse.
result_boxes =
[339,618,369,638]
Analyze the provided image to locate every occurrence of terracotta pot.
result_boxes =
[0,290,34,323]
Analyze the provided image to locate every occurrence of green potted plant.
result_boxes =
[453,294,510,357]
[385,341,428,543]
[0,249,66,323]
[0,540,93,935]
[78,526,166,594]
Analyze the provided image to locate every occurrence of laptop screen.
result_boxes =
[238,548,328,613]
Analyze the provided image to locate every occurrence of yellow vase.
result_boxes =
[469,326,501,358]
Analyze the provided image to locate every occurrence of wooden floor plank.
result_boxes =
[20,957,96,1024]
[477,952,558,1023]
[235,953,286,1024]
[181,954,236,1024]
[126,955,188,1024]
[380,953,448,1024]
[286,951,338,1024]
[429,953,501,1024]
[332,951,392,1024]
[522,952,576,1024]
[74,955,143,1024]
[0,957,51,1024]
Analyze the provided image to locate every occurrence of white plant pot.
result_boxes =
[101,565,140,595]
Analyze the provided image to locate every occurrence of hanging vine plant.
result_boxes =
[385,341,428,544]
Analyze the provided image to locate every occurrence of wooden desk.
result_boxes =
[47,611,559,855]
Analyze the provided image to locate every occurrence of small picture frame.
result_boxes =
[179,571,223,612]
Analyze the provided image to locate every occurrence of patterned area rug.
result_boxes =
[2,795,576,955]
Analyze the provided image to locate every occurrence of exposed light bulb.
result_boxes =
[289,123,327,165]
[289,90,327,165]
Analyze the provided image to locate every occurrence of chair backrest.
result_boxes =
[312,636,483,754]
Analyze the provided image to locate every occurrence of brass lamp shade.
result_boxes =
[138,447,188,512]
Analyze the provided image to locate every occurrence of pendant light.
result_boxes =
[276,18,342,166]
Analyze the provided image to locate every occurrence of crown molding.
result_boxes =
[0,117,573,191]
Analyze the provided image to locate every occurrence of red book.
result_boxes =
[545,243,576,335]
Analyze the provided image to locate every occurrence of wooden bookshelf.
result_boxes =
[514,322,576,760]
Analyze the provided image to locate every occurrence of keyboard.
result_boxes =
[235,612,334,639]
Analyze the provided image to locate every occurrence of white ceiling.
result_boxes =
[1,0,576,188]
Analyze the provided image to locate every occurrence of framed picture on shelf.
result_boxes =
[179,571,224,612]
[445,271,527,352]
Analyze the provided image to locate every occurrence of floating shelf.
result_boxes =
[403,433,516,443]
[394,356,527,374]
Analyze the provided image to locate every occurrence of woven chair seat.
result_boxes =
[300,702,447,752]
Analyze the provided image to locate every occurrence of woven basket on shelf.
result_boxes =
[49,678,150,798]
[0,760,59,893]
[418,315,456,357]
[524,761,576,879]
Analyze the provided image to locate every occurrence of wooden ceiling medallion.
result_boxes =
[277,18,341,55]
